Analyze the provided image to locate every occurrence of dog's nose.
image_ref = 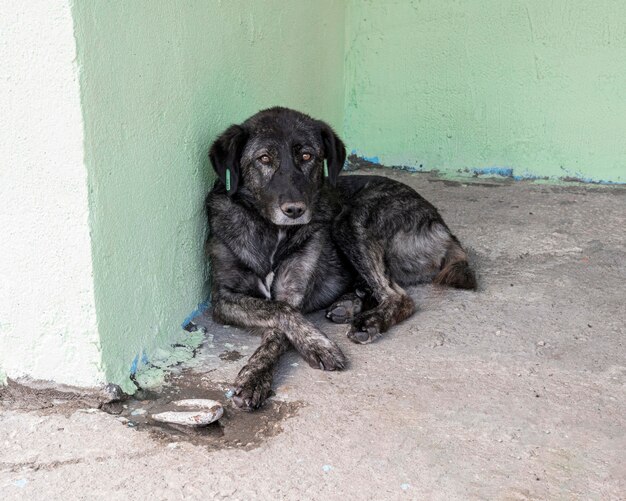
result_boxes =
[280,201,306,219]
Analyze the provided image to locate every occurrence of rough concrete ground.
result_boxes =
[1,168,625,500]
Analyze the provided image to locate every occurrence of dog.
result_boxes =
[206,107,476,410]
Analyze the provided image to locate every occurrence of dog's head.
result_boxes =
[209,107,345,226]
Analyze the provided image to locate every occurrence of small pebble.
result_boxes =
[322,464,333,473]
[400,483,410,491]
[225,389,235,399]
[537,341,546,346]
[100,383,125,403]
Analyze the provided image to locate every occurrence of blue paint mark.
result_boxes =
[351,150,380,164]
[181,301,210,329]
[130,354,139,375]
[472,167,514,178]
[130,351,149,375]
[322,464,333,473]
[394,164,422,173]
[470,166,624,184]
[400,483,411,491]
[13,479,28,488]
[349,153,624,185]
[361,155,380,164]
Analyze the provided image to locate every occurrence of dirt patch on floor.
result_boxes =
[104,369,303,451]
[218,350,244,362]
[0,379,105,417]
[1,372,302,452]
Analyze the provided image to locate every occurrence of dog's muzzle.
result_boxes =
[270,203,311,226]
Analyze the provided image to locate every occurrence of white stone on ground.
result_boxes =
[151,399,223,427]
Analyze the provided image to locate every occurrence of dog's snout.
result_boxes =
[280,201,306,219]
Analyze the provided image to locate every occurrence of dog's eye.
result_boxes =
[301,153,312,161]
[259,155,271,165]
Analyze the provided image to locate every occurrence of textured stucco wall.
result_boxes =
[4,0,623,390]
[71,0,346,391]
[344,0,626,183]
[0,0,104,386]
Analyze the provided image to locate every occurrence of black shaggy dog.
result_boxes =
[206,107,476,410]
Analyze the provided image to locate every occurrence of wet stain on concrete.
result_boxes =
[219,350,244,362]
[2,374,303,452]
[106,369,303,451]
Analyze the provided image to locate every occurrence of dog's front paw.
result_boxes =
[326,295,363,324]
[231,366,274,411]
[302,336,347,371]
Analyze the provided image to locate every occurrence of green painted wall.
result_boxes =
[344,0,626,183]
[63,0,624,391]
[72,1,346,392]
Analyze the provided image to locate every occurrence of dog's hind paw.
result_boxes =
[348,295,415,344]
[326,295,363,324]
[348,320,382,345]
[348,307,390,344]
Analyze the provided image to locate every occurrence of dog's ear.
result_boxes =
[209,124,248,195]
[319,122,346,187]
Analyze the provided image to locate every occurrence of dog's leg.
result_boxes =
[333,220,415,344]
[213,295,346,370]
[232,328,290,410]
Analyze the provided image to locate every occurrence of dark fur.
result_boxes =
[206,107,476,410]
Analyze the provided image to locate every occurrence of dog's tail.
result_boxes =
[433,237,477,290]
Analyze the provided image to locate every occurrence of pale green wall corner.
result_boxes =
[344,0,626,183]
[71,0,346,392]
[3,1,623,391]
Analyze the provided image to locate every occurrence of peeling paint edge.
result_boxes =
[124,301,211,391]
[128,331,206,390]
[181,301,210,331]
[347,152,625,186]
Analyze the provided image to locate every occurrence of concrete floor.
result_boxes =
[2,168,625,500]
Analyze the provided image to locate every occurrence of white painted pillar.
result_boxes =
[0,0,104,386]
